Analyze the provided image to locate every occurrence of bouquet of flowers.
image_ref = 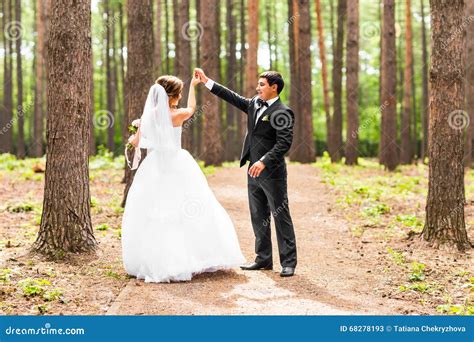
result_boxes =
[125,119,141,170]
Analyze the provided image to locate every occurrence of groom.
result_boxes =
[195,68,297,277]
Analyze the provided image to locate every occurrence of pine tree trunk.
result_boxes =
[288,0,301,160]
[400,0,413,164]
[33,0,96,257]
[463,0,474,167]
[315,0,332,156]
[154,0,163,76]
[15,0,25,158]
[292,0,315,163]
[33,0,48,157]
[330,0,346,162]
[200,0,223,166]
[420,0,429,161]
[1,0,13,154]
[422,0,471,251]
[236,0,246,156]
[224,0,237,161]
[122,0,154,206]
[177,0,193,152]
[345,0,359,165]
[379,0,398,170]
[165,0,170,73]
[245,0,258,98]
[105,0,116,152]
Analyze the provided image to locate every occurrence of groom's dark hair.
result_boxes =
[259,71,284,94]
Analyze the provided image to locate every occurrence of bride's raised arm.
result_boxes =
[174,75,199,123]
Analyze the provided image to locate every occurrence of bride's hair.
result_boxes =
[155,75,184,100]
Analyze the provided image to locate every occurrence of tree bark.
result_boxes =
[15,0,25,158]
[463,1,474,166]
[345,0,359,165]
[154,0,163,76]
[330,0,346,162]
[33,0,96,257]
[379,0,398,170]
[122,0,154,206]
[1,0,13,154]
[224,0,238,161]
[291,0,315,163]
[400,0,413,164]
[422,0,471,251]
[105,0,116,152]
[420,0,429,161]
[315,0,332,156]
[199,0,223,166]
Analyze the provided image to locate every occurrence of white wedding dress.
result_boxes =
[122,84,245,283]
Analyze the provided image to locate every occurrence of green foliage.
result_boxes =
[436,304,474,316]
[17,278,51,297]
[95,223,110,231]
[408,262,426,282]
[387,247,405,266]
[362,203,390,217]
[7,202,34,213]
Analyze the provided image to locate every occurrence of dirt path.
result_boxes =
[107,165,399,315]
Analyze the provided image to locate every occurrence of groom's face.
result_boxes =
[256,78,278,101]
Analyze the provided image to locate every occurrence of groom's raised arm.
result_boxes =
[204,79,252,115]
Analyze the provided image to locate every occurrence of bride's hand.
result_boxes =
[191,74,200,87]
[128,134,139,148]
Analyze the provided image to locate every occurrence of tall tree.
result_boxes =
[291,0,315,162]
[330,0,346,162]
[122,0,154,206]
[33,0,50,157]
[154,0,163,76]
[345,0,359,165]
[315,0,332,156]
[224,0,238,161]
[379,0,398,170]
[422,0,471,251]
[15,0,25,158]
[420,0,429,161]
[288,0,300,159]
[177,0,193,152]
[245,0,258,98]
[33,0,96,256]
[464,0,474,166]
[400,0,413,164]
[200,0,223,165]
[236,0,246,152]
[105,0,116,152]
[1,0,13,154]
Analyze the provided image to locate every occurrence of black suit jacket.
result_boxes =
[210,81,294,179]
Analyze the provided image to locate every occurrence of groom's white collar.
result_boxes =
[256,96,279,107]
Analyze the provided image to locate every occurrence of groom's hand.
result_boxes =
[248,161,266,178]
[194,68,208,83]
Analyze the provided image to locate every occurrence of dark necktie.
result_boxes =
[256,98,269,109]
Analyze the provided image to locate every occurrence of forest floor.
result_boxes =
[0,152,472,315]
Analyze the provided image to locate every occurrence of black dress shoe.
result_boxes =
[240,262,273,271]
[280,267,295,277]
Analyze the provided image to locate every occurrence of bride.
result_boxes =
[121,75,245,283]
